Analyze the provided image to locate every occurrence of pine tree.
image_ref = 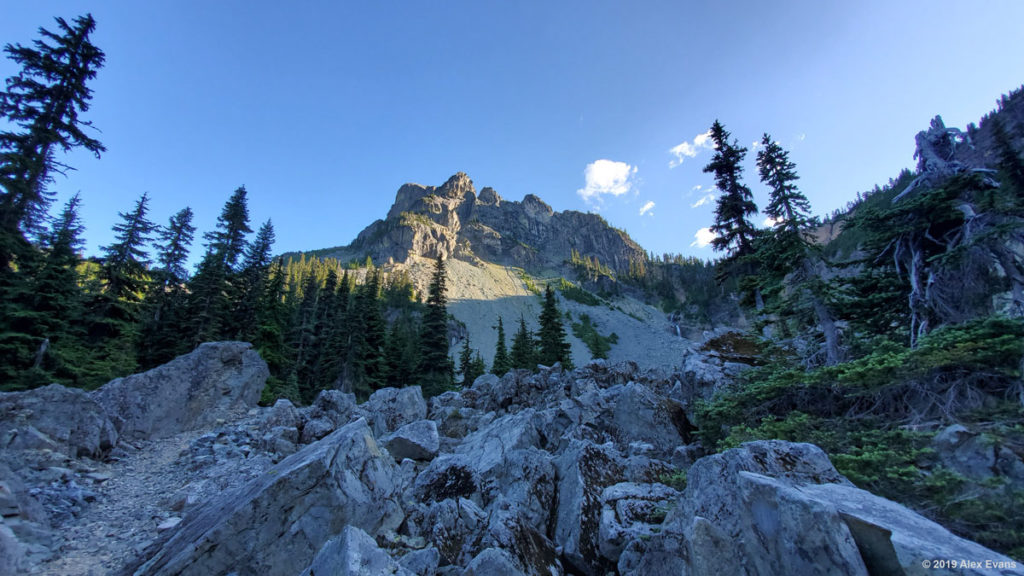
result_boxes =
[138,207,195,368]
[465,351,487,386]
[320,270,352,389]
[79,193,155,384]
[757,134,813,240]
[255,259,292,403]
[704,120,758,260]
[510,315,538,371]
[418,255,453,397]
[0,194,86,388]
[458,335,474,384]
[538,285,573,369]
[491,316,511,376]
[187,187,252,345]
[351,269,388,399]
[233,219,275,342]
[99,192,156,306]
[0,14,105,273]
[385,311,420,388]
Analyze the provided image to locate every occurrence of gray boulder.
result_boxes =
[300,525,412,576]
[398,547,440,576]
[462,547,527,576]
[598,482,678,562]
[360,386,427,437]
[134,418,403,576]
[382,420,440,461]
[0,383,117,458]
[625,440,1024,576]
[308,389,357,427]
[92,342,267,441]
[553,440,625,576]
[612,382,689,454]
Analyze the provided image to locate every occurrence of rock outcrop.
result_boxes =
[4,347,1021,575]
[133,418,403,576]
[92,342,268,441]
[0,384,117,459]
[319,172,648,276]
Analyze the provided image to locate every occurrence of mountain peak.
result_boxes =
[439,172,476,199]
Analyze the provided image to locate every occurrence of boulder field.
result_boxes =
[1,342,1020,575]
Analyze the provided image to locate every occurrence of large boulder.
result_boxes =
[624,441,1024,576]
[553,440,625,576]
[92,342,267,441]
[382,420,440,461]
[0,384,117,458]
[359,386,427,437]
[299,525,413,576]
[133,418,403,576]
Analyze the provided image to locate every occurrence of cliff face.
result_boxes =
[340,172,647,274]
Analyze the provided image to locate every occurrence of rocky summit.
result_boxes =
[314,172,647,276]
[2,343,1020,575]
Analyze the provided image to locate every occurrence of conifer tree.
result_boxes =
[0,14,105,273]
[385,311,419,388]
[187,187,252,345]
[0,194,86,388]
[458,335,474,384]
[351,268,388,399]
[510,315,538,370]
[538,285,573,369]
[98,192,156,307]
[138,207,195,368]
[464,350,486,386]
[704,120,757,260]
[757,134,813,240]
[491,316,511,376]
[418,255,453,397]
[233,219,275,342]
[320,270,352,389]
[85,192,156,383]
[254,259,292,402]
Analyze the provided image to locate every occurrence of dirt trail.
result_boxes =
[33,431,200,576]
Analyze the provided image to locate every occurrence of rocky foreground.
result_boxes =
[2,342,1021,575]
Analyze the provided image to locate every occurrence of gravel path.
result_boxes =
[32,431,201,576]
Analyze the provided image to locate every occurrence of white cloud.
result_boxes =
[639,201,655,216]
[691,227,716,248]
[668,130,713,168]
[762,216,778,228]
[577,159,637,204]
[690,193,717,208]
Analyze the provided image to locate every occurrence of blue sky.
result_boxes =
[2,1,1022,261]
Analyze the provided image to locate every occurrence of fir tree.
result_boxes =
[187,187,252,345]
[385,311,420,388]
[233,219,275,342]
[538,285,573,369]
[138,207,195,368]
[458,335,474,384]
[757,134,813,239]
[491,316,511,377]
[418,255,453,397]
[704,120,757,259]
[83,192,156,384]
[99,192,156,306]
[254,259,292,403]
[0,194,86,388]
[0,14,105,273]
[466,351,487,386]
[510,315,538,370]
[320,270,352,389]
[351,268,388,399]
